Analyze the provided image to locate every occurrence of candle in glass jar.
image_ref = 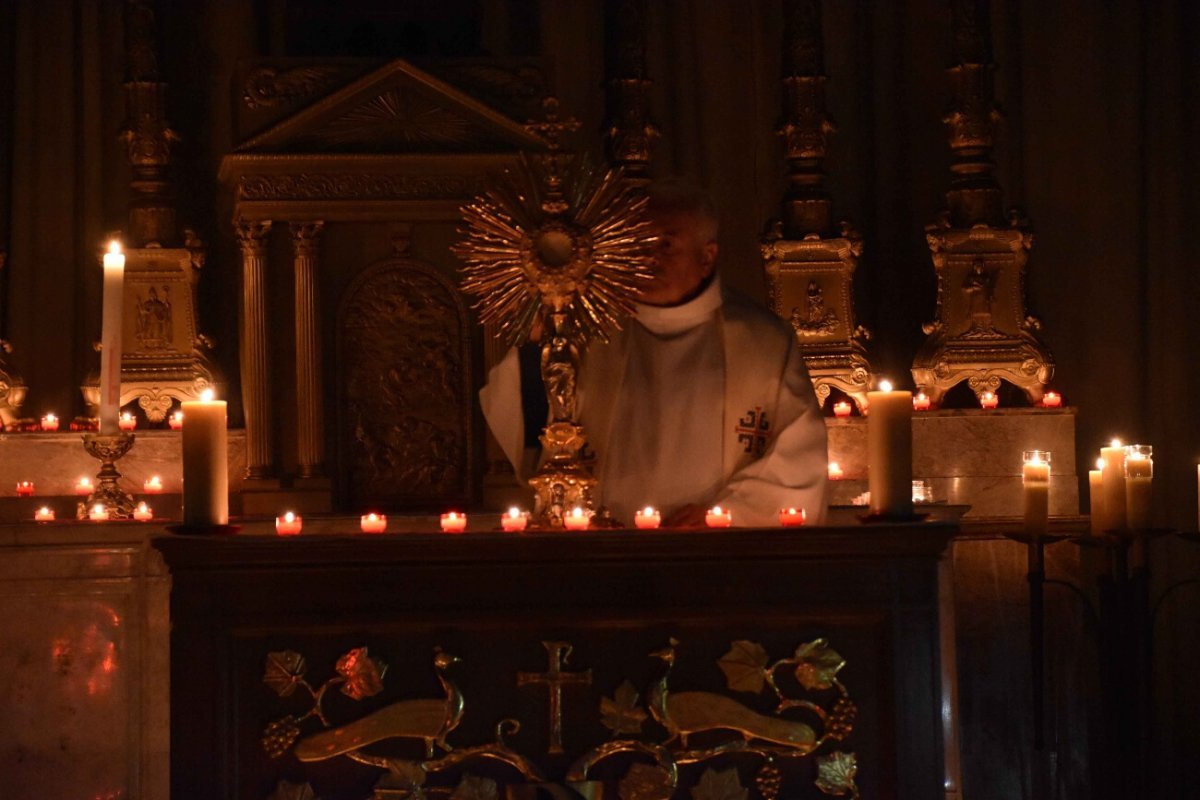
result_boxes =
[779,507,806,527]
[500,507,528,532]
[133,502,153,522]
[360,513,387,533]
[1041,391,1062,408]
[99,241,125,435]
[440,511,467,533]
[75,477,93,496]
[979,391,999,409]
[705,505,733,528]
[1022,451,1051,536]
[912,392,931,411]
[168,410,184,430]
[181,389,228,528]
[1088,458,1105,536]
[1124,445,1152,531]
[1099,439,1127,534]
[34,507,54,522]
[867,380,913,517]
[634,506,661,529]
[275,511,302,536]
[563,507,590,531]
[143,475,163,494]
[832,401,852,418]
[40,413,59,431]
[827,461,844,481]
[15,481,34,497]
[89,503,109,521]
[118,411,137,431]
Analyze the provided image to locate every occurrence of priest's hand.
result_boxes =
[664,504,709,528]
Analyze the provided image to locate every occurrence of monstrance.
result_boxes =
[455,100,655,528]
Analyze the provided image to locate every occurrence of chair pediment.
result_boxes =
[236,58,548,155]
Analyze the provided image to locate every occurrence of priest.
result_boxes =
[481,179,828,527]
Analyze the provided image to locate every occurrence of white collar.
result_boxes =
[634,276,723,335]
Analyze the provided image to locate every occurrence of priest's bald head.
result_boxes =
[641,178,720,306]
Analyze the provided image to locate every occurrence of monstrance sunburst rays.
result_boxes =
[455,153,655,347]
[454,144,655,528]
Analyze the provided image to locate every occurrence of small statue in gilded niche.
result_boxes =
[962,257,998,333]
[541,333,579,423]
[135,285,173,350]
[792,280,838,337]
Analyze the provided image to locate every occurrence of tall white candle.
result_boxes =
[1022,450,1051,537]
[181,388,228,527]
[1088,458,1105,536]
[1124,445,1152,531]
[867,379,913,517]
[99,241,125,434]
[1099,439,1126,534]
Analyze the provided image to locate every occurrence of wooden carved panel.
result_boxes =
[337,259,474,509]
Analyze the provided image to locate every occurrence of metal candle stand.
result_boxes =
[80,432,137,519]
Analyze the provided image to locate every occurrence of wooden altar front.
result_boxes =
[156,523,954,800]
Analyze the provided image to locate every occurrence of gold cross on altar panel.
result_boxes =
[517,641,593,755]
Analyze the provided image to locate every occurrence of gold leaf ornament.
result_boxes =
[718,640,770,693]
[793,639,845,692]
[263,650,307,697]
[814,751,859,797]
[690,767,748,800]
[336,647,388,700]
[600,679,649,735]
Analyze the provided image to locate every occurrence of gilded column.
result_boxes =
[291,221,325,478]
[235,219,274,479]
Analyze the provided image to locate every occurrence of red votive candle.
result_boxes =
[15,481,34,497]
[500,507,528,532]
[168,410,184,430]
[779,507,807,527]
[979,391,999,410]
[563,507,590,531]
[118,412,137,431]
[913,392,931,411]
[832,401,852,418]
[34,507,55,522]
[634,506,661,529]
[143,475,163,494]
[75,477,93,496]
[440,511,467,533]
[89,503,109,521]
[828,461,844,481]
[1041,391,1062,408]
[275,512,302,535]
[133,502,154,521]
[40,413,59,432]
[705,506,733,528]
[360,513,387,533]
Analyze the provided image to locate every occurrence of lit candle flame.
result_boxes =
[92,503,105,514]
[367,513,379,522]
[507,507,521,519]
[107,240,121,255]
[283,511,295,523]
[1028,452,1043,465]
[1096,457,1105,471]
[1110,438,1122,448]
[711,505,723,514]
[571,507,584,518]
[643,506,655,516]
[200,388,215,402]
[137,502,149,513]
[879,379,893,393]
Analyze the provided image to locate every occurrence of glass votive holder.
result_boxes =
[118,412,137,431]
[911,480,933,504]
[168,411,184,430]
[1124,445,1153,530]
[275,512,303,535]
[89,503,109,521]
[15,481,34,497]
[1124,445,1153,478]
[40,413,59,431]
[143,475,164,494]
[979,391,999,409]
[563,507,590,531]
[440,511,467,533]
[499,507,528,532]
[133,502,154,521]
[75,477,93,496]
[34,507,55,522]
[360,513,387,533]
[634,506,661,529]
[705,506,733,528]
[779,507,806,527]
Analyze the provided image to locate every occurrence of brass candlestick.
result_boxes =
[81,432,137,519]
[456,98,654,527]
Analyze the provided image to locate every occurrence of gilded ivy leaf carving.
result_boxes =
[450,774,498,800]
[814,751,858,797]
[718,640,769,693]
[793,639,844,692]
[600,679,648,736]
[690,767,747,800]
[263,651,307,697]
[336,647,387,700]
[619,762,674,800]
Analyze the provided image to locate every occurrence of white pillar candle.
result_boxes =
[1099,439,1127,533]
[1088,458,1105,536]
[867,380,913,517]
[1022,451,1051,536]
[99,241,125,434]
[181,388,228,527]
[1124,445,1152,531]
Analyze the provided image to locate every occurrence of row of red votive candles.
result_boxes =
[272,505,808,536]
[829,389,1063,416]
[32,501,156,522]
[16,475,165,497]
[25,410,186,432]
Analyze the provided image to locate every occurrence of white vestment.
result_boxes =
[480,278,829,526]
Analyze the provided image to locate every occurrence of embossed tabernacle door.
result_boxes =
[337,258,475,510]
